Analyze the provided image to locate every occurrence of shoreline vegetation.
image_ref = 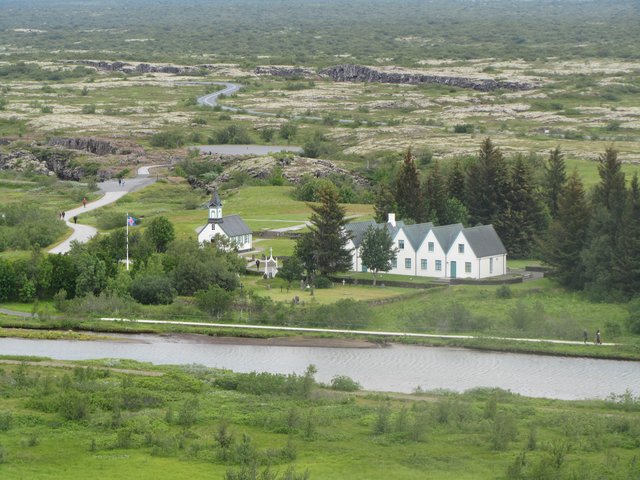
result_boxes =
[0,356,639,479]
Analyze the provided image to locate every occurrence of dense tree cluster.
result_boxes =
[541,148,640,300]
[374,139,548,258]
[0,216,244,306]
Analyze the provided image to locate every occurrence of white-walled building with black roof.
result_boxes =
[197,191,252,251]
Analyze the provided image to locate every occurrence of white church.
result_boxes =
[346,214,507,280]
[197,191,253,251]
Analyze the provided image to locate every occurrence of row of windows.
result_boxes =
[397,240,465,254]
[389,258,472,273]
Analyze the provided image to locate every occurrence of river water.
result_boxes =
[1,335,638,400]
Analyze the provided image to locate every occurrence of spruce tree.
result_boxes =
[423,161,447,225]
[394,147,425,223]
[447,158,467,203]
[501,157,548,258]
[308,185,353,276]
[540,170,591,289]
[465,138,510,228]
[543,146,566,218]
[373,184,397,223]
[593,146,626,229]
[612,174,640,297]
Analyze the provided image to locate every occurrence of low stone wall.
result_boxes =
[329,276,441,289]
[450,276,523,286]
[525,266,551,273]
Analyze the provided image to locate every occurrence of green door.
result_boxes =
[450,261,457,279]
[362,264,368,273]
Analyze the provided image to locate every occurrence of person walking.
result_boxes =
[82,197,87,208]
[73,216,78,224]
[61,211,65,220]
[583,330,588,344]
[595,329,602,345]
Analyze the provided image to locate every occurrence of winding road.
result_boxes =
[48,165,165,254]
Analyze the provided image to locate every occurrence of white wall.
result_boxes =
[414,230,447,278]
[446,231,479,279]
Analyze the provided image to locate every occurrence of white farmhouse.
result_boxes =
[197,191,253,251]
[345,213,507,279]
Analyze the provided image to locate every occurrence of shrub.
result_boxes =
[313,276,332,289]
[496,285,512,299]
[211,124,251,144]
[81,104,96,114]
[453,123,474,133]
[195,285,234,318]
[150,130,185,149]
[130,275,175,305]
[330,375,361,392]
[57,391,90,420]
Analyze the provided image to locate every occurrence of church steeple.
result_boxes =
[208,190,223,223]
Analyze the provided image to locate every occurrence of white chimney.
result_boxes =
[388,213,396,226]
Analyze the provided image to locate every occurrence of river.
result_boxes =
[1,335,638,400]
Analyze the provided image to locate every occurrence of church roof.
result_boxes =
[208,190,222,208]
[218,214,251,237]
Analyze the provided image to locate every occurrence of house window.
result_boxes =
[435,260,442,271]
[398,240,404,249]
[490,258,493,274]
[428,242,434,252]
[458,243,464,253]
[421,259,427,270]
[392,258,397,268]
[465,262,472,273]
[405,258,411,269]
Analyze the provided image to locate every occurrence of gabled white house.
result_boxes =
[197,191,253,251]
[345,213,507,279]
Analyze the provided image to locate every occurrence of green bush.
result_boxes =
[150,130,185,149]
[211,124,252,144]
[81,104,96,114]
[330,375,361,392]
[130,275,175,305]
[453,123,474,134]
[313,276,332,289]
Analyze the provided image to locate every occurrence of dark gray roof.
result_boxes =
[403,222,433,250]
[462,225,507,257]
[345,220,406,248]
[218,214,251,237]
[208,190,222,208]
[432,223,463,253]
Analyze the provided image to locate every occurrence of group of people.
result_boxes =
[583,329,602,345]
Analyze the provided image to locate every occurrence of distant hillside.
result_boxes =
[2,0,638,65]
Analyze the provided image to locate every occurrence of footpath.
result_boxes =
[48,165,165,254]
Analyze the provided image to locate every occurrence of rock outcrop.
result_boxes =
[319,64,534,91]
[254,66,316,79]
[0,150,52,176]
[188,154,369,191]
[73,60,196,75]
[47,137,139,156]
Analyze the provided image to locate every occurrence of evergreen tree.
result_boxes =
[593,146,627,230]
[308,185,353,276]
[373,183,397,224]
[293,232,316,283]
[543,146,566,218]
[394,147,425,222]
[540,171,590,289]
[447,158,467,203]
[360,226,397,286]
[465,138,510,229]
[501,157,548,258]
[442,198,469,225]
[423,161,447,225]
[612,174,640,297]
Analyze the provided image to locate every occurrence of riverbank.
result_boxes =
[1,313,638,361]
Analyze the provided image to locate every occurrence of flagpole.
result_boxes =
[126,212,129,271]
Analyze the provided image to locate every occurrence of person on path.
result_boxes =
[61,211,65,220]
[82,197,87,208]
[595,329,602,345]
[73,216,78,224]
[583,330,588,344]
[256,259,260,271]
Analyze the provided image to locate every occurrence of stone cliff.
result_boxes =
[319,64,534,91]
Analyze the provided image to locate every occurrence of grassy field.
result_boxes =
[0,360,638,479]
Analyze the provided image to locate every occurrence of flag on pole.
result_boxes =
[127,215,138,226]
